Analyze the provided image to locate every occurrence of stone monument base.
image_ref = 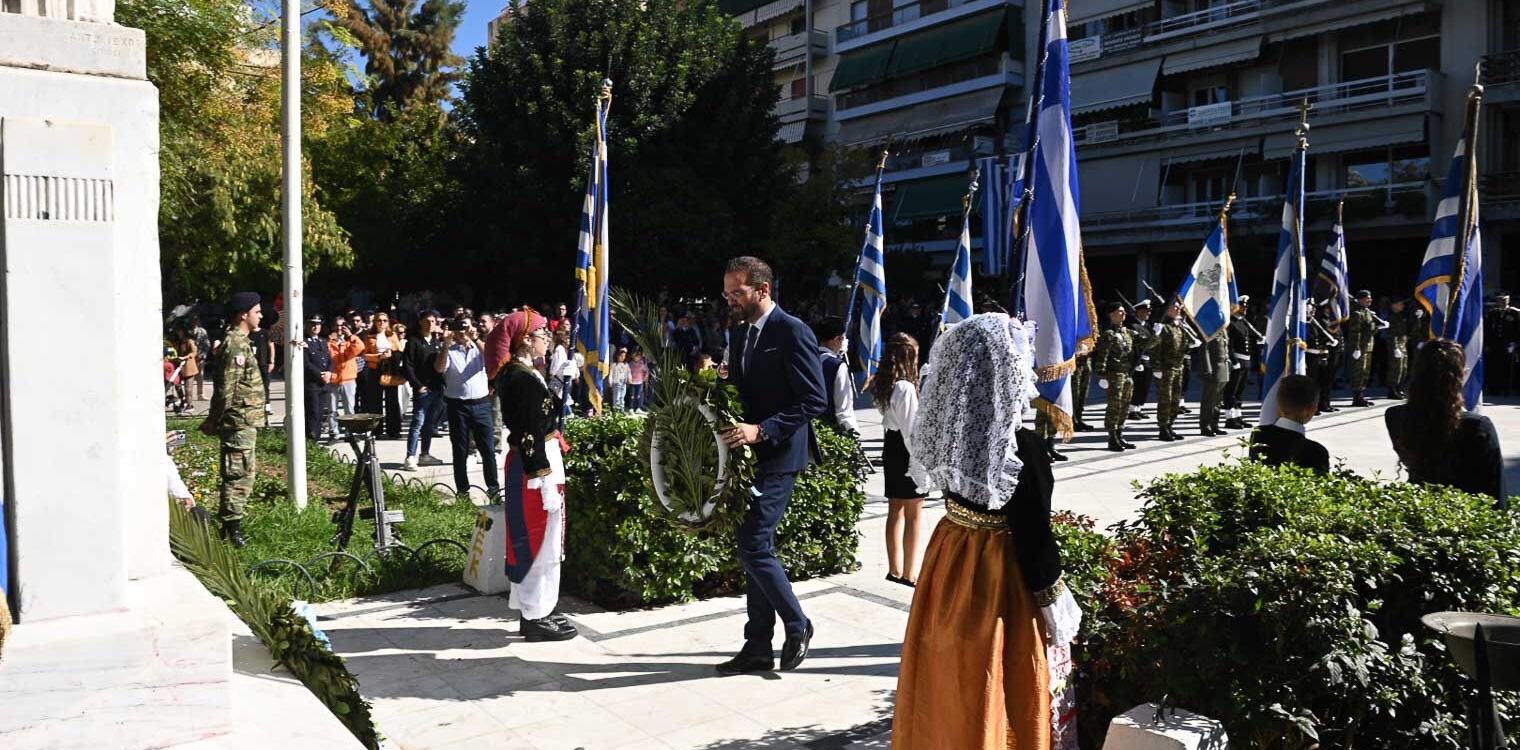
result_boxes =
[1103,703,1230,750]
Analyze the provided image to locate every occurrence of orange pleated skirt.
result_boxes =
[892,512,1050,749]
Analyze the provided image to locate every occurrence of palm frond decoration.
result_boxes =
[611,288,754,535]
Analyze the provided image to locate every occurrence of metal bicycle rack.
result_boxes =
[245,413,472,596]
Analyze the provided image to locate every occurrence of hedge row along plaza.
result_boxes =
[2,1,1519,750]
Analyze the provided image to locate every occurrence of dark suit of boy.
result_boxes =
[729,306,828,656]
[1248,424,1330,474]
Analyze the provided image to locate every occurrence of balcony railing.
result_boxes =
[769,28,829,63]
[1082,182,1428,231]
[1073,0,1333,64]
[1073,70,1434,148]
[1480,50,1520,87]
[775,95,830,120]
[835,0,980,44]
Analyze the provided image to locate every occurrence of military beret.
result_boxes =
[229,291,261,314]
[1102,300,1125,314]
[1355,289,1373,299]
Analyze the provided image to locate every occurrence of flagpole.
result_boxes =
[1446,84,1483,338]
[567,80,613,424]
[1009,0,1055,317]
[844,147,889,347]
[940,168,980,330]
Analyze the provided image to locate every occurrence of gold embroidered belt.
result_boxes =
[945,501,1007,531]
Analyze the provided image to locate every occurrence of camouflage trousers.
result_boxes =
[1103,374,1133,432]
[1350,347,1374,390]
[1387,338,1408,389]
[1155,367,1186,428]
[1073,361,1093,423]
[1035,409,1055,440]
[219,427,258,524]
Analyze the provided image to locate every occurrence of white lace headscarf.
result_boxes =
[908,313,1038,511]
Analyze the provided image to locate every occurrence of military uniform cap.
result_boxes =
[1102,300,1125,314]
[1355,289,1372,299]
[1134,299,1152,309]
[229,291,261,314]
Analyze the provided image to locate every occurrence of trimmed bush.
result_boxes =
[563,414,868,608]
[1063,462,1520,749]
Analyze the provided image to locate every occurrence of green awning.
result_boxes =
[891,174,974,222]
[829,42,897,92]
[887,10,1007,78]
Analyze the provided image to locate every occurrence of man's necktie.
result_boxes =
[742,325,760,374]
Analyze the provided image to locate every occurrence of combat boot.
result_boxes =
[1107,431,1125,452]
[1118,430,1137,450]
[1047,436,1069,462]
[221,520,248,549]
[1352,391,1374,407]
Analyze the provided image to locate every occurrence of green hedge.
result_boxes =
[563,414,869,608]
[1060,462,1520,749]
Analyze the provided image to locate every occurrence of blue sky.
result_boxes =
[453,1,501,63]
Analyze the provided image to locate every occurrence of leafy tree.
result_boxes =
[119,0,354,303]
[766,145,875,301]
[327,0,465,120]
[453,0,790,305]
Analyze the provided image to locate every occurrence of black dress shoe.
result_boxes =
[780,621,814,671]
[1049,448,1069,462]
[716,653,774,675]
[1074,421,1095,432]
[522,616,578,642]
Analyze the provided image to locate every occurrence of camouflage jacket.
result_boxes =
[1387,308,1409,341]
[1151,320,1191,370]
[1343,307,1380,352]
[1093,326,1135,378]
[208,329,265,431]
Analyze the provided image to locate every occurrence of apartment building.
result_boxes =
[1066,0,1513,300]
[720,0,839,146]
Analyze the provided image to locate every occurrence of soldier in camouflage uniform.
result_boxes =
[200,291,265,547]
[1093,301,1137,451]
[1343,289,1383,406]
[1151,301,1192,441]
[1197,325,1231,436]
[1033,409,1069,462]
[1385,298,1410,399]
[1072,350,1095,431]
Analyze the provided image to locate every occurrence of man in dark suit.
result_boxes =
[718,256,828,674]
[1249,374,1330,473]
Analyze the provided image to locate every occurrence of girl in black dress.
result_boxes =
[872,333,923,587]
[1385,339,1507,507]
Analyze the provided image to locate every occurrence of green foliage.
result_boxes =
[562,414,866,608]
[167,500,381,749]
[454,0,789,304]
[168,419,478,601]
[766,145,878,296]
[120,0,355,302]
[1062,462,1520,749]
[326,0,466,120]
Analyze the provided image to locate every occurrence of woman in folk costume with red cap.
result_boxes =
[483,308,578,642]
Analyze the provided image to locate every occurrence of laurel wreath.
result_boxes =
[611,289,755,535]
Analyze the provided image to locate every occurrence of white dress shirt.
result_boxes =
[443,343,489,400]
[1275,417,1306,435]
[878,380,919,434]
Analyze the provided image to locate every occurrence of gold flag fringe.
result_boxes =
[1033,396,1075,441]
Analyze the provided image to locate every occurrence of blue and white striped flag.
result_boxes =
[853,171,887,389]
[1176,211,1237,341]
[1259,123,1310,427]
[978,153,1023,276]
[574,81,612,414]
[1315,218,1350,332]
[1021,0,1095,437]
[941,182,976,329]
[1416,125,1485,409]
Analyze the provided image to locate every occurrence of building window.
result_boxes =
[1340,14,1440,81]
[790,15,806,35]
[1344,145,1430,188]
[1191,84,1229,107]
[851,0,868,22]
[790,77,808,99]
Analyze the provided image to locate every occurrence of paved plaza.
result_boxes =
[250,382,1520,750]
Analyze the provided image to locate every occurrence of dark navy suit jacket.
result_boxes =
[730,306,828,475]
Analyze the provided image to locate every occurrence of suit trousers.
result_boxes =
[304,384,327,441]
[740,471,808,655]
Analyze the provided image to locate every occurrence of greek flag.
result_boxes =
[1021,0,1095,437]
[941,185,975,329]
[1176,214,1236,341]
[574,82,612,414]
[1415,127,1485,409]
[978,153,1023,276]
[1315,220,1350,332]
[1259,127,1309,427]
[853,171,887,389]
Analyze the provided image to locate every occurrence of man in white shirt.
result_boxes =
[809,317,859,434]
[434,316,500,499]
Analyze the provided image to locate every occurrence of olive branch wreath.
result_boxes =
[610,289,755,535]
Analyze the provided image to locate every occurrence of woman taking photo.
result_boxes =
[873,333,924,587]
[1384,339,1507,508]
[894,313,1081,749]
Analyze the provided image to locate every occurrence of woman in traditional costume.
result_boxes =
[484,309,578,642]
[892,313,1082,749]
